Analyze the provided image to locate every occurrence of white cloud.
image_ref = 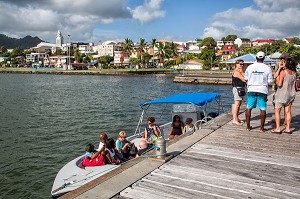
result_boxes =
[0,0,143,42]
[132,0,165,24]
[202,0,300,40]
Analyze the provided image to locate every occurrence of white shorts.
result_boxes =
[232,87,243,101]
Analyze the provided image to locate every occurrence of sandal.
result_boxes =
[282,129,292,134]
[270,129,281,134]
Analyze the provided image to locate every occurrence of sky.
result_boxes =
[0,0,299,44]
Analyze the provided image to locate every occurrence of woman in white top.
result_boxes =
[106,138,121,164]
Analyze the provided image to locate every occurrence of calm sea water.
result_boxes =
[0,73,233,199]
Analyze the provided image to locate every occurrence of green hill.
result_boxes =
[0,34,43,50]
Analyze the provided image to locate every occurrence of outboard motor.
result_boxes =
[155,136,166,158]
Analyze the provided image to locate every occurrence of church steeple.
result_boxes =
[56,30,64,46]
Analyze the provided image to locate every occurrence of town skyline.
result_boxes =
[0,0,300,44]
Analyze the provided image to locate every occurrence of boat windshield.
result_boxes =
[173,104,197,113]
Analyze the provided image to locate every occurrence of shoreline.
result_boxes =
[0,68,233,85]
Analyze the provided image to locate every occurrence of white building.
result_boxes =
[26,53,49,65]
[78,43,94,54]
[216,41,234,50]
[234,38,251,48]
[35,42,61,54]
[97,41,115,57]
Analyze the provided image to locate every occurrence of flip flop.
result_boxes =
[270,129,281,134]
[282,129,292,134]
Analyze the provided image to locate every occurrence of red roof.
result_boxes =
[222,45,236,51]
[285,38,293,42]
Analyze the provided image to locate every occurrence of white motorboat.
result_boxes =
[51,92,223,197]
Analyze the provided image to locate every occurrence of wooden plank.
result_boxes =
[199,139,300,156]
[188,144,300,168]
[151,165,300,198]
[120,186,183,199]
[134,175,274,199]
[156,164,300,195]
[167,153,300,187]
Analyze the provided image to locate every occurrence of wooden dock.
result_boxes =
[65,92,300,199]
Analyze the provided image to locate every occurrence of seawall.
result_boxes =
[173,75,231,85]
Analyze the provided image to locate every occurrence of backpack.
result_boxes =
[126,143,138,155]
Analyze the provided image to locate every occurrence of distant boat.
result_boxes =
[51,92,223,197]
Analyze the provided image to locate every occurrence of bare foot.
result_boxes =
[246,126,252,131]
[232,121,243,126]
[259,128,268,133]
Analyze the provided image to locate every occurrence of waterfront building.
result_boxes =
[33,42,61,54]
[177,43,187,53]
[186,40,200,49]
[283,38,293,43]
[77,42,94,54]
[97,41,115,57]
[0,56,9,63]
[114,42,129,66]
[252,39,275,47]
[48,55,74,68]
[234,38,252,48]
[216,40,234,50]
[26,52,49,66]
[220,45,236,61]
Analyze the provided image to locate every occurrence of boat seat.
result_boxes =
[76,157,85,169]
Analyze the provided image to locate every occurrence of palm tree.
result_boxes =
[168,42,179,58]
[149,38,157,67]
[138,38,147,66]
[74,49,81,62]
[123,38,133,55]
[155,42,165,66]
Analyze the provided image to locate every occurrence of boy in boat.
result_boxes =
[98,133,108,152]
[116,131,137,160]
[83,143,106,167]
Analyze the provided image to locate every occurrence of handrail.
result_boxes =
[134,110,144,135]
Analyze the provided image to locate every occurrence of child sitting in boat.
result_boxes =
[82,143,106,167]
[105,138,121,164]
[116,131,137,160]
[98,133,108,151]
[144,116,161,143]
[184,117,196,134]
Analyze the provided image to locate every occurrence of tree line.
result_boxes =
[1,34,300,69]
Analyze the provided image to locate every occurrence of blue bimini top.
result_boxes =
[140,92,221,107]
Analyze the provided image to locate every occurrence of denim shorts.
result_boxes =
[247,92,268,111]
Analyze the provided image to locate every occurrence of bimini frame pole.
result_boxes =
[134,109,145,135]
